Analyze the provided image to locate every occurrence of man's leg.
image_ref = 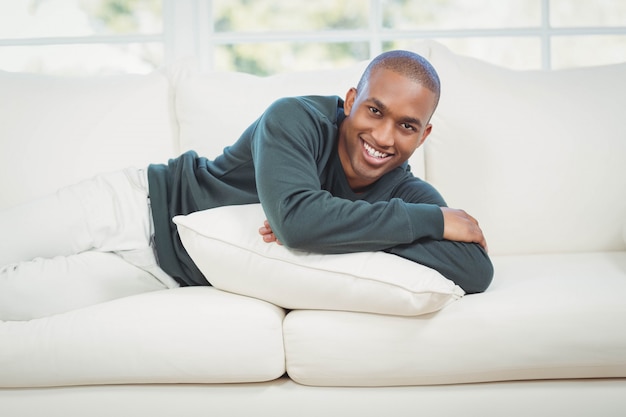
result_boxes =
[1,168,151,265]
[0,168,178,320]
[0,251,168,320]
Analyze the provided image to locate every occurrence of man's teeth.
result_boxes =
[363,141,389,158]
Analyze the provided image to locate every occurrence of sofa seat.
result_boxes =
[4,252,623,389]
[0,287,286,388]
[284,251,626,386]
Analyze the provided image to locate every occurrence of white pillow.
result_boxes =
[173,204,464,316]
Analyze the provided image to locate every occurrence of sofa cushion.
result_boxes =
[284,251,626,386]
[173,204,464,316]
[0,70,177,209]
[421,41,626,255]
[0,286,286,388]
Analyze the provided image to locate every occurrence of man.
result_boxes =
[0,50,493,320]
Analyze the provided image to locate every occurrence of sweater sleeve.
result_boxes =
[386,240,493,294]
[384,178,494,294]
[251,97,445,253]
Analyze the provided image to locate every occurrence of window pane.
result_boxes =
[550,0,626,27]
[386,37,542,70]
[213,0,368,32]
[0,43,163,75]
[551,35,626,69]
[383,0,542,30]
[0,0,162,39]
[214,42,369,75]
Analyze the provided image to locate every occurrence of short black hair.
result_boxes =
[356,50,441,109]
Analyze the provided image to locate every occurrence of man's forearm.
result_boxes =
[385,239,494,294]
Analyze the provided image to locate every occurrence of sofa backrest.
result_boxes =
[422,41,626,255]
[0,70,177,209]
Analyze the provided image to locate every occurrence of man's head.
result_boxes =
[356,50,441,110]
[338,50,440,191]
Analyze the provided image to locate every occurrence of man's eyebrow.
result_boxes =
[369,97,388,112]
[368,97,424,128]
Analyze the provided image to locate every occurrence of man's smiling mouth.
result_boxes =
[363,140,390,159]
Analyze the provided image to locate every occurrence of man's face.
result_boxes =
[338,68,437,191]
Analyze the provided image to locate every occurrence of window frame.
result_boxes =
[166,0,626,71]
[1,0,625,73]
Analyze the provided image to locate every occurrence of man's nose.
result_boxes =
[372,121,394,148]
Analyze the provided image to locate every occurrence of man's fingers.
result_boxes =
[259,220,282,245]
[262,233,283,245]
[441,207,487,250]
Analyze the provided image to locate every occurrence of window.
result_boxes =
[1,0,624,75]
[0,0,163,74]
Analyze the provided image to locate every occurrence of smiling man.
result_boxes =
[1,50,493,320]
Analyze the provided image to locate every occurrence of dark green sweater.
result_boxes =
[148,95,493,293]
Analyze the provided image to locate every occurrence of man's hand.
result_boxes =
[441,207,488,252]
[259,220,282,245]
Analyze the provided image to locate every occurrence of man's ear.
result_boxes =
[418,124,433,147]
[343,87,357,117]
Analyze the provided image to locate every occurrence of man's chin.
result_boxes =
[354,168,388,187]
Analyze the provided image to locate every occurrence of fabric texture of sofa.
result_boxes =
[1,40,626,417]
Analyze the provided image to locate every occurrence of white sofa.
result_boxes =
[2,40,626,416]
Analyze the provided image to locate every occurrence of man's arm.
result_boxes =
[260,207,486,249]
[260,206,494,294]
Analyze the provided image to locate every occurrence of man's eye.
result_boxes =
[369,107,381,115]
[401,123,416,131]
